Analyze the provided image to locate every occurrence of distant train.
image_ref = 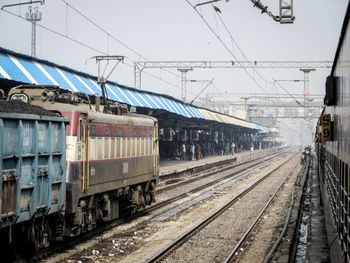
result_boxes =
[0,85,159,255]
[315,5,350,262]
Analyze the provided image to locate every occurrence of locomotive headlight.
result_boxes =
[10,93,29,103]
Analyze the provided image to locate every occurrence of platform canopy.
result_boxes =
[0,46,266,132]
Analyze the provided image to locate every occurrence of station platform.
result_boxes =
[159,148,276,177]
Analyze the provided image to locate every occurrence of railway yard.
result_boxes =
[0,1,349,262]
[33,147,307,263]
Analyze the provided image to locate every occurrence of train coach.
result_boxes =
[0,100,68,251]
[315,4,350,262]
[1,85,159,254]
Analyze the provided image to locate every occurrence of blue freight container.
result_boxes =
[0,113,69,228]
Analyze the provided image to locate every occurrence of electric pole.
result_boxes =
[26,6,42,57]
[177,68,193,103]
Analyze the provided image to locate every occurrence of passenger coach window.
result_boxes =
[149,128,153,136]
[117,127,121,135]
[132,128,136,136]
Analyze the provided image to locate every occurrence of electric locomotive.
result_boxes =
[7,85,159,239]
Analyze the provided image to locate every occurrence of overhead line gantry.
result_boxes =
[134,60,332,101]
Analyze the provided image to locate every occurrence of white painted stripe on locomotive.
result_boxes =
[56,68,78,92]
[87,111,155,126]
[66,135,79,162]
[66,135,155,162]
[0,65,11,79]
[34,61,60,86]
[9,55,38,84]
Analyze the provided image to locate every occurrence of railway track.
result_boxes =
[25,148,295,262]
[157,147,291,193]
[145,152,299,263]
[143,147,293,216]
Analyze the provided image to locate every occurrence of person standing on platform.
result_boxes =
[181,142,186,160]
[190,142,196,161]
[197,143,202,160]
[231,141,235,155]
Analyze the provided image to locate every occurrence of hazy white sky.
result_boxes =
[0,0,348,103]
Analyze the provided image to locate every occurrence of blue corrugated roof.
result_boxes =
[0,46,206,119]
[0,46,267,132]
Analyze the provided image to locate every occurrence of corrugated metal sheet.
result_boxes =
[0,47,266,131]
[198,108,262,130]
[0,47,204,119]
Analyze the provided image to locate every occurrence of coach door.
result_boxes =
[80,118,90,192]
[153,121,159,177]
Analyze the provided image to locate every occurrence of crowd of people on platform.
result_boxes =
[160,140,267,161]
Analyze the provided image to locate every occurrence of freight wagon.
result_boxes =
[0,103,68,251]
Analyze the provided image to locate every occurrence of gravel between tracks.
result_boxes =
[163,154,300,263]
[46,150,296,263]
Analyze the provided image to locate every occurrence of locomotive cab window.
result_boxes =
[104,126,110,135]
[90,125,96,135]
[79,119,83,141]
[79,119,88,142]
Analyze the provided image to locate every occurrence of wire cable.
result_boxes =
[1,7,185,92]
[185,0,268,94]
[61,0,181,80]
[201,2,301,108]
[212,3,302,107]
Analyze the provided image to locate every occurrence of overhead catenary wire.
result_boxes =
[197,2,303,108]
[60,0,181,80]
[187,0,284,116]
[213,4,274,87]
[274,79,304,107]
[213,3,303,108]
[1,7,188,93]
[185,0,268,94]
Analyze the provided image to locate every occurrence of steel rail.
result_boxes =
[26,148,294,262]
[148,148,293,215]
[224,161,298,262]
[263,158,310,263]
[145,152,298,263]
[157,147,291,194]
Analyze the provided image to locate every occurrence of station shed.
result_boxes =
[0,46,271,159]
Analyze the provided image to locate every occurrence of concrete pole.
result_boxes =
[177,68,192,103]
